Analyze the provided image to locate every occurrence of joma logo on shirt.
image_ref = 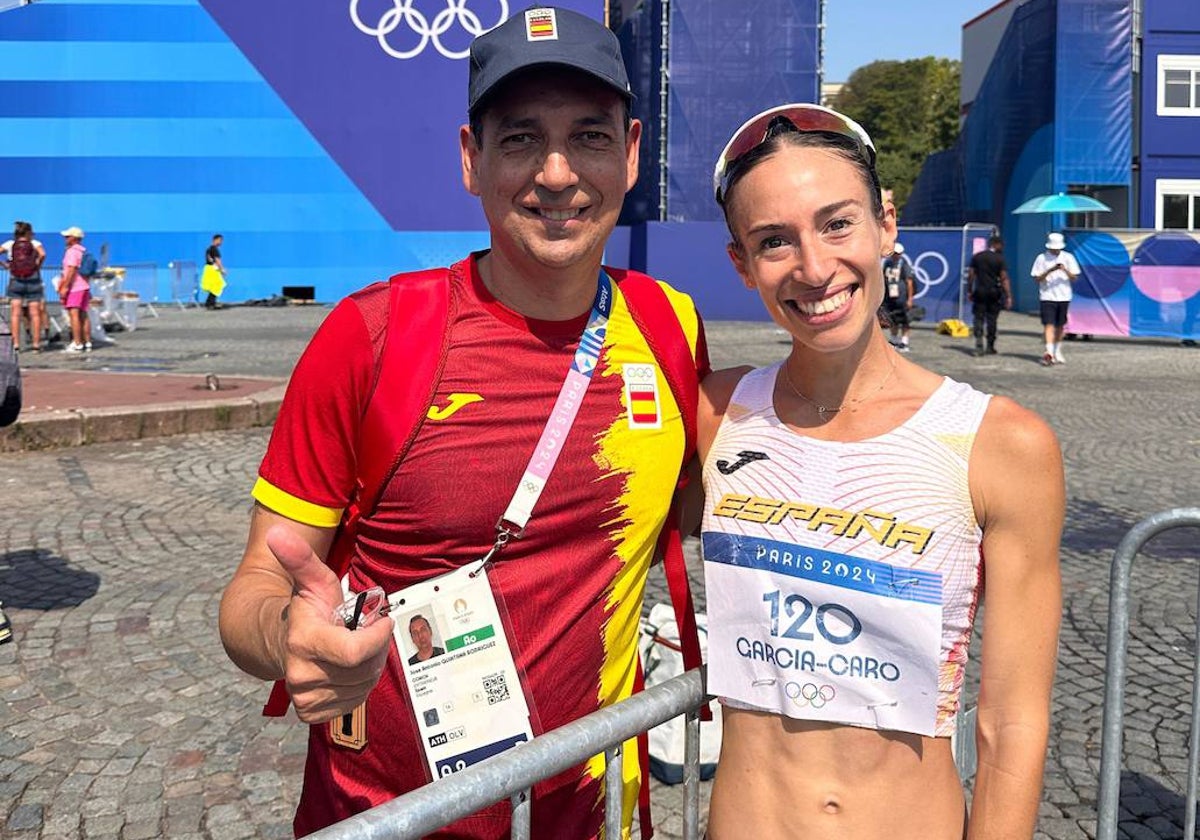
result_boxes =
[426,394,483,421]
[712,493,933,554]
[716,450,770,474]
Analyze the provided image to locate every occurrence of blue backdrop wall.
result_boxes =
[0,0,607,302]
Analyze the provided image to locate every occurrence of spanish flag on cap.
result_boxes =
[525,8,557,40]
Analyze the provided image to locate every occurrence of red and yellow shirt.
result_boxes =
[254,254,707,838]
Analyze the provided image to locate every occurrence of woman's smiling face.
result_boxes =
[724,143,896,353]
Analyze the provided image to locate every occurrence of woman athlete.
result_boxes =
[698,103,1063,840]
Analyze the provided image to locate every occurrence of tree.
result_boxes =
[833,57,961,213]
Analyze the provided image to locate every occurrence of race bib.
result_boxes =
[702,531,942,736]
[389,562,535,779]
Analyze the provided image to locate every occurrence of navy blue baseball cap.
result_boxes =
[468,6,632,117]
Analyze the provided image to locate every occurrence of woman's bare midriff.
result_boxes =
[707,707,967,840]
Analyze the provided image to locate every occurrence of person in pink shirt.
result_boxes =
[57,226,91,353]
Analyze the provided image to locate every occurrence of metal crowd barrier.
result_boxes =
[1097,507,1200,840]
[168,260,199,309]
[307,663,982,839]
[116,261,161,314]
[308,669,708,840]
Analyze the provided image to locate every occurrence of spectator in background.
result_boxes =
[57,226,91,354]
[1,221,47,353]
[203,234,226,310]
[967,234,1012,356]
[881,241,915,352]
[1032,232,1080,366]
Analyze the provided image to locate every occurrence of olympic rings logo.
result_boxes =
[903,251,950,301]
[349,0,510,60]
[785,682,836,709]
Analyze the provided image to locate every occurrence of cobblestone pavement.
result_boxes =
[1,306,1198,838]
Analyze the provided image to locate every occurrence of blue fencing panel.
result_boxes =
[904,1,1058,230]
[616,0,664,226]
[1065,229,1200,340]
[616,0,821,224]
[665,0,820,222]
[894,226,995,325]
[639,221,765,321]
[962,0,1057,224]
[901,148,965,227]
[1054,0,1132,191]
[908,0,1058,311]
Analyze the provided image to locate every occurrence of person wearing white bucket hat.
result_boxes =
[1031,232,1080,366]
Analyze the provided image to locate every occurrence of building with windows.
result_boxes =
[1147,7,1200,229]
[903,0,1200,311]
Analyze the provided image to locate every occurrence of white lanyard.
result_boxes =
[483,271,613,561]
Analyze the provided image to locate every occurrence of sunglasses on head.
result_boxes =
[713,103,878,205]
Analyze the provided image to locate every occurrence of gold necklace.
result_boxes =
[780,353,899,418]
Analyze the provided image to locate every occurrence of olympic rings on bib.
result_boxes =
[785,681,836,709]
[349,0,510,60]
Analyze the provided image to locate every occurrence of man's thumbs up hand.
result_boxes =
[267,525,394,723]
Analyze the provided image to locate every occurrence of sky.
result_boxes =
[823,1,1004,82]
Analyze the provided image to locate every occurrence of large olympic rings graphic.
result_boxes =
[785,682,836,709]
[350,0,510,60]
[902,251,950,302]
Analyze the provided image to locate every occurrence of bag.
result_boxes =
[9,239,39,279]
[0,322,22,427]
[79,250,99,279]
[936,318,970,337]
[200,263,226,297]
[909,304,926,322]
[639,603,721,784]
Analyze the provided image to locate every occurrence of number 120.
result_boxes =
[762,590,862,645]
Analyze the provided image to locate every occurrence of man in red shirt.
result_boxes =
[218,7,707,838]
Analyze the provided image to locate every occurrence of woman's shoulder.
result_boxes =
[700,365,756,417]
[697,365,757,457]
[974,395,1061,475]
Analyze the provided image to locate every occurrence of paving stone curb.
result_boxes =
[0,382,287,453]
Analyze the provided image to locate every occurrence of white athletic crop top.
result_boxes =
[701,365,991,737]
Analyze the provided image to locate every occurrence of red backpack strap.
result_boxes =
[262,267,452,717]
[345,268,451,551]
[613,271,700,462]
[615,270,711,720]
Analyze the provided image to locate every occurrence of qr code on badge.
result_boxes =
[483,672,510,706]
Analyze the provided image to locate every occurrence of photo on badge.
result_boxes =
[400,606,446,666]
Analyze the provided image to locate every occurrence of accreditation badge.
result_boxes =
[702,532,943,737]
[389,562,535,779]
